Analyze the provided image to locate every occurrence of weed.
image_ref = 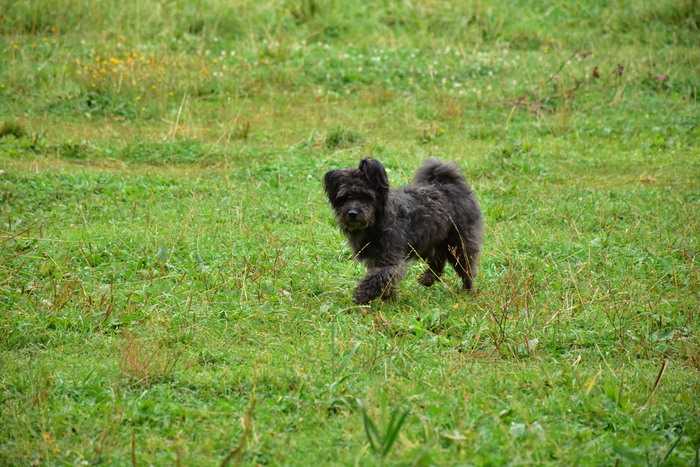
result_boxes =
[360,403,411,461]
[0,121,27,139]
[119,140,217,165]
[481,140,546,177]
[231,120,251,141]
[56,142,90,160]
[119,331,181,386]
[289,0,320,24]
[220,395,256,467]
[324,127,363,150]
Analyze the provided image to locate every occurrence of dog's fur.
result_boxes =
[324,158,483,304]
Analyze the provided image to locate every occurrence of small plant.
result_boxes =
[56,142,90,160]
[232,120,251,140]
[360,403,410,461]
[119,331,181,386]
[480,140,547,177]
[119,140,213,164]
[417,123,445,144]
[324,127,363,150]
[220,395,256,467]
[0,121,27,139]
[289,0,320,24]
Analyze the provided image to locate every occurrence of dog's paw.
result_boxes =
[418,271,437,287]
[380,288,396,302]
[354,286,394,304]
[353,288,373,305]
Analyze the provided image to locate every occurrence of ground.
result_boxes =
[1,0,699,465]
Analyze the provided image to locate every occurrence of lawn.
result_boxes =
[1,0,699,465]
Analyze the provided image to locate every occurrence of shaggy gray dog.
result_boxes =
[324,158,483,304]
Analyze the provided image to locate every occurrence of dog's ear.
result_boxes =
[323,170,342,204]
[359,158,389,193]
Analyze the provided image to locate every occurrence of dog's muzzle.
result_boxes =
[340,210,368,231]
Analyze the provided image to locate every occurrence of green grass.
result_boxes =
[1,0,699,465]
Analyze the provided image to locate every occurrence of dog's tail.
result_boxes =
[413,158,466,187]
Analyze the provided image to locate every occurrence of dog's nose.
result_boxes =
[347,209,359,218]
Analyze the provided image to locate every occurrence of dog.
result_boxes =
[324,158,483,304]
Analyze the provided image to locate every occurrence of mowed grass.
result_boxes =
[1,0,699,464]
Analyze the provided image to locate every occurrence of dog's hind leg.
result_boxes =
[418,248,447,287]
[354,264,405,304]
[448,238,480,291]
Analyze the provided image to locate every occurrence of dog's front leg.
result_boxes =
[353,264,405,304]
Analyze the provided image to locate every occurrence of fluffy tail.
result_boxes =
[413,158,466,186]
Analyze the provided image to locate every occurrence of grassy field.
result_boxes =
[1,0,699,464]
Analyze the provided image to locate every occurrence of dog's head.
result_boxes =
[323,158,389,232]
